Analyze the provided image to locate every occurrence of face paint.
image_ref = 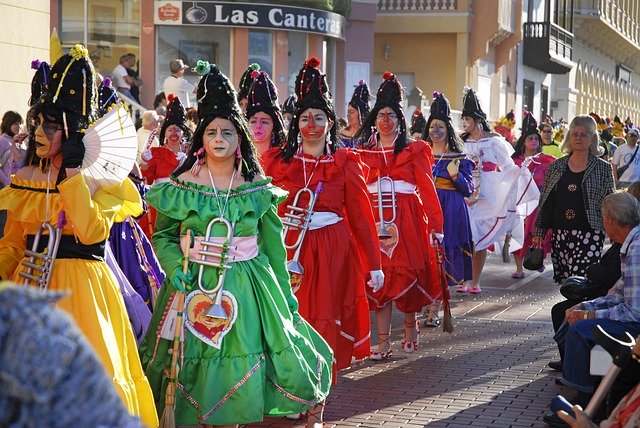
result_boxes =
[298,109,329,141]
[376,108,398,134]
[461,116,476,133]
[429,119,447,142]
[248,112,274,144]
[203,118,239,161]
[165,125,184,146]
[525,134,539,151]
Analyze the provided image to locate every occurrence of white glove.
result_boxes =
[368,270,385,292]
[430,233,444,245]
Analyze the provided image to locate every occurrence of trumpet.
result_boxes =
[375,176,396,239]
[281,182,324,285]
[195,217,235,319]
[19,211,66,290]
[467,154,486,203]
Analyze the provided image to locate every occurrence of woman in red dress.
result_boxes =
[511,112,555,277]
[262,57,383,385]
[353,72,444,359]
[141,95,190,234]
[245,70,287,159]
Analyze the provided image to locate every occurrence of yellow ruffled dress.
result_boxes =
[0,173,158,428]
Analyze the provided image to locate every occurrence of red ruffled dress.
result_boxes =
[263,148,381,377]
[141,146,184,237]
[356,140,444,312]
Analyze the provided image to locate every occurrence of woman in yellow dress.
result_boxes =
[0,46,158,427]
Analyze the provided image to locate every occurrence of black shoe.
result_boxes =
[543,411,570,428]
[548,360,563,372]
[554,376,564,385]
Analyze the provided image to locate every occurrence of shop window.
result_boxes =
[523,79,535,113]
[249,31,273,77]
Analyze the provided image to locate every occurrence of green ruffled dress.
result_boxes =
[139,177,333,426]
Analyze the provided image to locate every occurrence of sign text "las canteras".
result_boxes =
[155,1,346,40]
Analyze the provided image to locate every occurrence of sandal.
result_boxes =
[370,332,393,361]
[511,272,525,279]
[424,301,441,328]
[306,404,325,428]
[401,320,419,353]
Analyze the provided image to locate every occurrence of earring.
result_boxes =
[190,147,206,176]
[368,126,378,148]
[296,133,303,154]
[236,146,242,159]
[325,131,332,155]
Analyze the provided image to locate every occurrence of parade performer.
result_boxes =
[96,77,165,311]
[353,72,444,356]
[263,57,383,377]
[141,94,190,234]
[245,68,287,157]
[423,91,474,326]
[510,112,555,278]
[139,61,332,428]
[281,94,296,131]
[409,108,427,140]
[493,110,516,146]
[460,87,538,293]
[237,62,260,112]
[0,46,157,426]
[338,80,370,147]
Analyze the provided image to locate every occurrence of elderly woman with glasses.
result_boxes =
[533,115,615,283]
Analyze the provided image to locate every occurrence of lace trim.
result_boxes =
[293,154,334,163]
[169,178,271,197]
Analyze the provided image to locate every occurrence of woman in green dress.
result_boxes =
[139,61,332,428]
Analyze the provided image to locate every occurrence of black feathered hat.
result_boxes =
[237,63,260,103]
[410,109,426,135]
[246,70,281,120]
[521,111,538,137]
[349,80,371,118]
[282,94,296,116]
[195,60,243,122]
[159,93,190,144]
[42,44,97,133]
[29,59,51,107]
[373,71,403,112]
[97,77,118,114]
[461,86,486,120]
[428,91,451,123]
[294,56,333,113]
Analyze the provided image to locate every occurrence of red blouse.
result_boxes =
[263,147,382,272]
[143,146,182,185]
[355,140,444,233]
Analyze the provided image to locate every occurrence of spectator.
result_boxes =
[533,115,615,283]
[112,54,135,99]
[0,283,144,428]
[162,59,195,108]
[136,110,161,164]
[125,53,142,103]
[541,121,564,158]
[0,111,26,175]
[612,127,640,189]
[550,192,640,416]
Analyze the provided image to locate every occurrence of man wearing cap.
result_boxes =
[612,127,640,189]
[162,59,196,108]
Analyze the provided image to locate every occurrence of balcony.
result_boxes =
[377,0,459,12]
[523,22,574,74]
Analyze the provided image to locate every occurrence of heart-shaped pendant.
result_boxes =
[184,290,238,349]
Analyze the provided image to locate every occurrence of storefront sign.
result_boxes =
[154,1,346,40]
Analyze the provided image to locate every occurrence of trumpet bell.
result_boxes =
[205,301,228,319]
[287,259,304,276]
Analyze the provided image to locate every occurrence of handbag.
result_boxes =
[617,145,638,178]
[523,246,544,271]
[560,276,594,300]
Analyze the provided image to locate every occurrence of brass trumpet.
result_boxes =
[375,176,396,239]
[196,217,235,319]
[282,182,324,284]
[19,211,66,289]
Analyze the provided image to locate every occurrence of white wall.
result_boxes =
[0,1,50,118]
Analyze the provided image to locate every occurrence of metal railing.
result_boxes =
[377,0,458,12]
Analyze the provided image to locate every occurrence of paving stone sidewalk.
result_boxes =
[248,255,574,427]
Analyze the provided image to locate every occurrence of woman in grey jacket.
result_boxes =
[533,115,614,283]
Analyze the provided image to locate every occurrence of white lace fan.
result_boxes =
[81,104,137,191]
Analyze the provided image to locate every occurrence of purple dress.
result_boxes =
[108,175,165,310]
[432,153,475,287]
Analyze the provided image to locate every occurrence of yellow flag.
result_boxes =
[50,27,64,64]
